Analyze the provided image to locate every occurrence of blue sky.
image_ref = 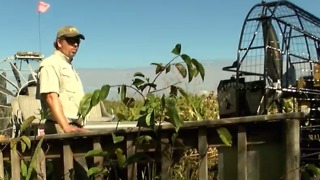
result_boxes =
[0,0,319,69]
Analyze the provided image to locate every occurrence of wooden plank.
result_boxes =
[238,126,247,180]
[0,112,304,144]
[11,149,20,180]
[0,150,4,180]
[198,128,208,180]
[126,134,137,180]
[93,137,103,180]
[161,133,171,180]
[37,149,46,180]
[284,119,300,180]
[63,142,74,180]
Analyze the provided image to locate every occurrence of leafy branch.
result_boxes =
[77,44,230,179]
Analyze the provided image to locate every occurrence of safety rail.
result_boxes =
[0,112,305,180]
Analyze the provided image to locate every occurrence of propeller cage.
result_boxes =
[217,0,320,167]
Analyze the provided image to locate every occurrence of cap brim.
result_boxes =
[63,33,85,40]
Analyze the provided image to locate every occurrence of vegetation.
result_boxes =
[77,43,227,179]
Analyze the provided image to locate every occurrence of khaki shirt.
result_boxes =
[38,50,84,122]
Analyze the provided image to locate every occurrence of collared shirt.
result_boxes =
[38,50,84,122]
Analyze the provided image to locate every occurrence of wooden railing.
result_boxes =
[0,112,305,180]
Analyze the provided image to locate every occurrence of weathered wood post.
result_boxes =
[198,127,208,179]
[0,151,4,179]
[284,119,300,180]
[93,137,104,180]
[161,132,171,180]
[238,126,247,180]
[63,141,74,180]
[127,134,137,180]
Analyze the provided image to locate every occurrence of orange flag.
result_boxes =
[38,1,50,13]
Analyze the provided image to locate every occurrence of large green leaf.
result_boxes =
[138,83,157,92]
[115,148,126,168]
[87,167,103,177]
[217,127,232,146]
[147,111,155,127]
[171,44,182,55]
[137,110,155,129]
[21,160,28,177]
[112,133,124,144]
[21,116,36,133]
[161,94,166,110]
[122,97,135,108]
[177,87,188,99]
[191,58,205,81]
[99,84,110,101]
[165,65,171,73]
[78,93,93,117]
[91,89,101,107]
[187,65,195,82]
[151,63,164,74]
[166,98,182,132]
[181,54,194,82]
[124,152,152,166]
[305,164,320,176]
[21,135,31,153]
[120,85,127,101]
[175,63,187,78]
[85,149,108,158]
[21,140,26,153]
[132,78,145,88]
[136,135,153,145]
[170,85,178,97]
[180,54,191,63]
[133,72,145,78]
[26,136,44,180]
[145,113,152,126]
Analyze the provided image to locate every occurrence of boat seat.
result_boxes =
[86,101,114,122]
[11,86,113,132]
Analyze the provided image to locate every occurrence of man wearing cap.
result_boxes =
[38,26,86,134]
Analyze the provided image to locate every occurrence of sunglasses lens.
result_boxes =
[65,37,80,45]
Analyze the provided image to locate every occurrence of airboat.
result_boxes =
[217,0,320,168]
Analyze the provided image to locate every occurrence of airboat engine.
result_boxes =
[217,0,320,167]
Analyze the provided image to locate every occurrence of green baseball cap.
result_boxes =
[56,26,85,40]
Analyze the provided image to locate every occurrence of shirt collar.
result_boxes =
[54,50,73,64]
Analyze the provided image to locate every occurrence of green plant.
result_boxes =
[7,113,46,180]
[78,44,230,179]
[301,164,320,180]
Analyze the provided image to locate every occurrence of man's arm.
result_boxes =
[44,92,84,133]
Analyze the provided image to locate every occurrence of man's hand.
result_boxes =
[62,124,86,133]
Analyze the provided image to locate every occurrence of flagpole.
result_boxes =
[38,12,42,53]
[37,1,50,54]
[38,1,42,54]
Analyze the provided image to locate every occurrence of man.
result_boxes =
[37,26,90,179]
[38,25,86,134]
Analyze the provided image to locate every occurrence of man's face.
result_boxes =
[57,36,81,59]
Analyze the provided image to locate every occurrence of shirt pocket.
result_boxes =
[61,68,77,93]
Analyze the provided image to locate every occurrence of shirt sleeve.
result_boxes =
[38,65,60,94]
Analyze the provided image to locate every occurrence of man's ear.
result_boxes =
[57,39,63,48]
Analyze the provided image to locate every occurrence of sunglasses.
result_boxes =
[63,37,80,45]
